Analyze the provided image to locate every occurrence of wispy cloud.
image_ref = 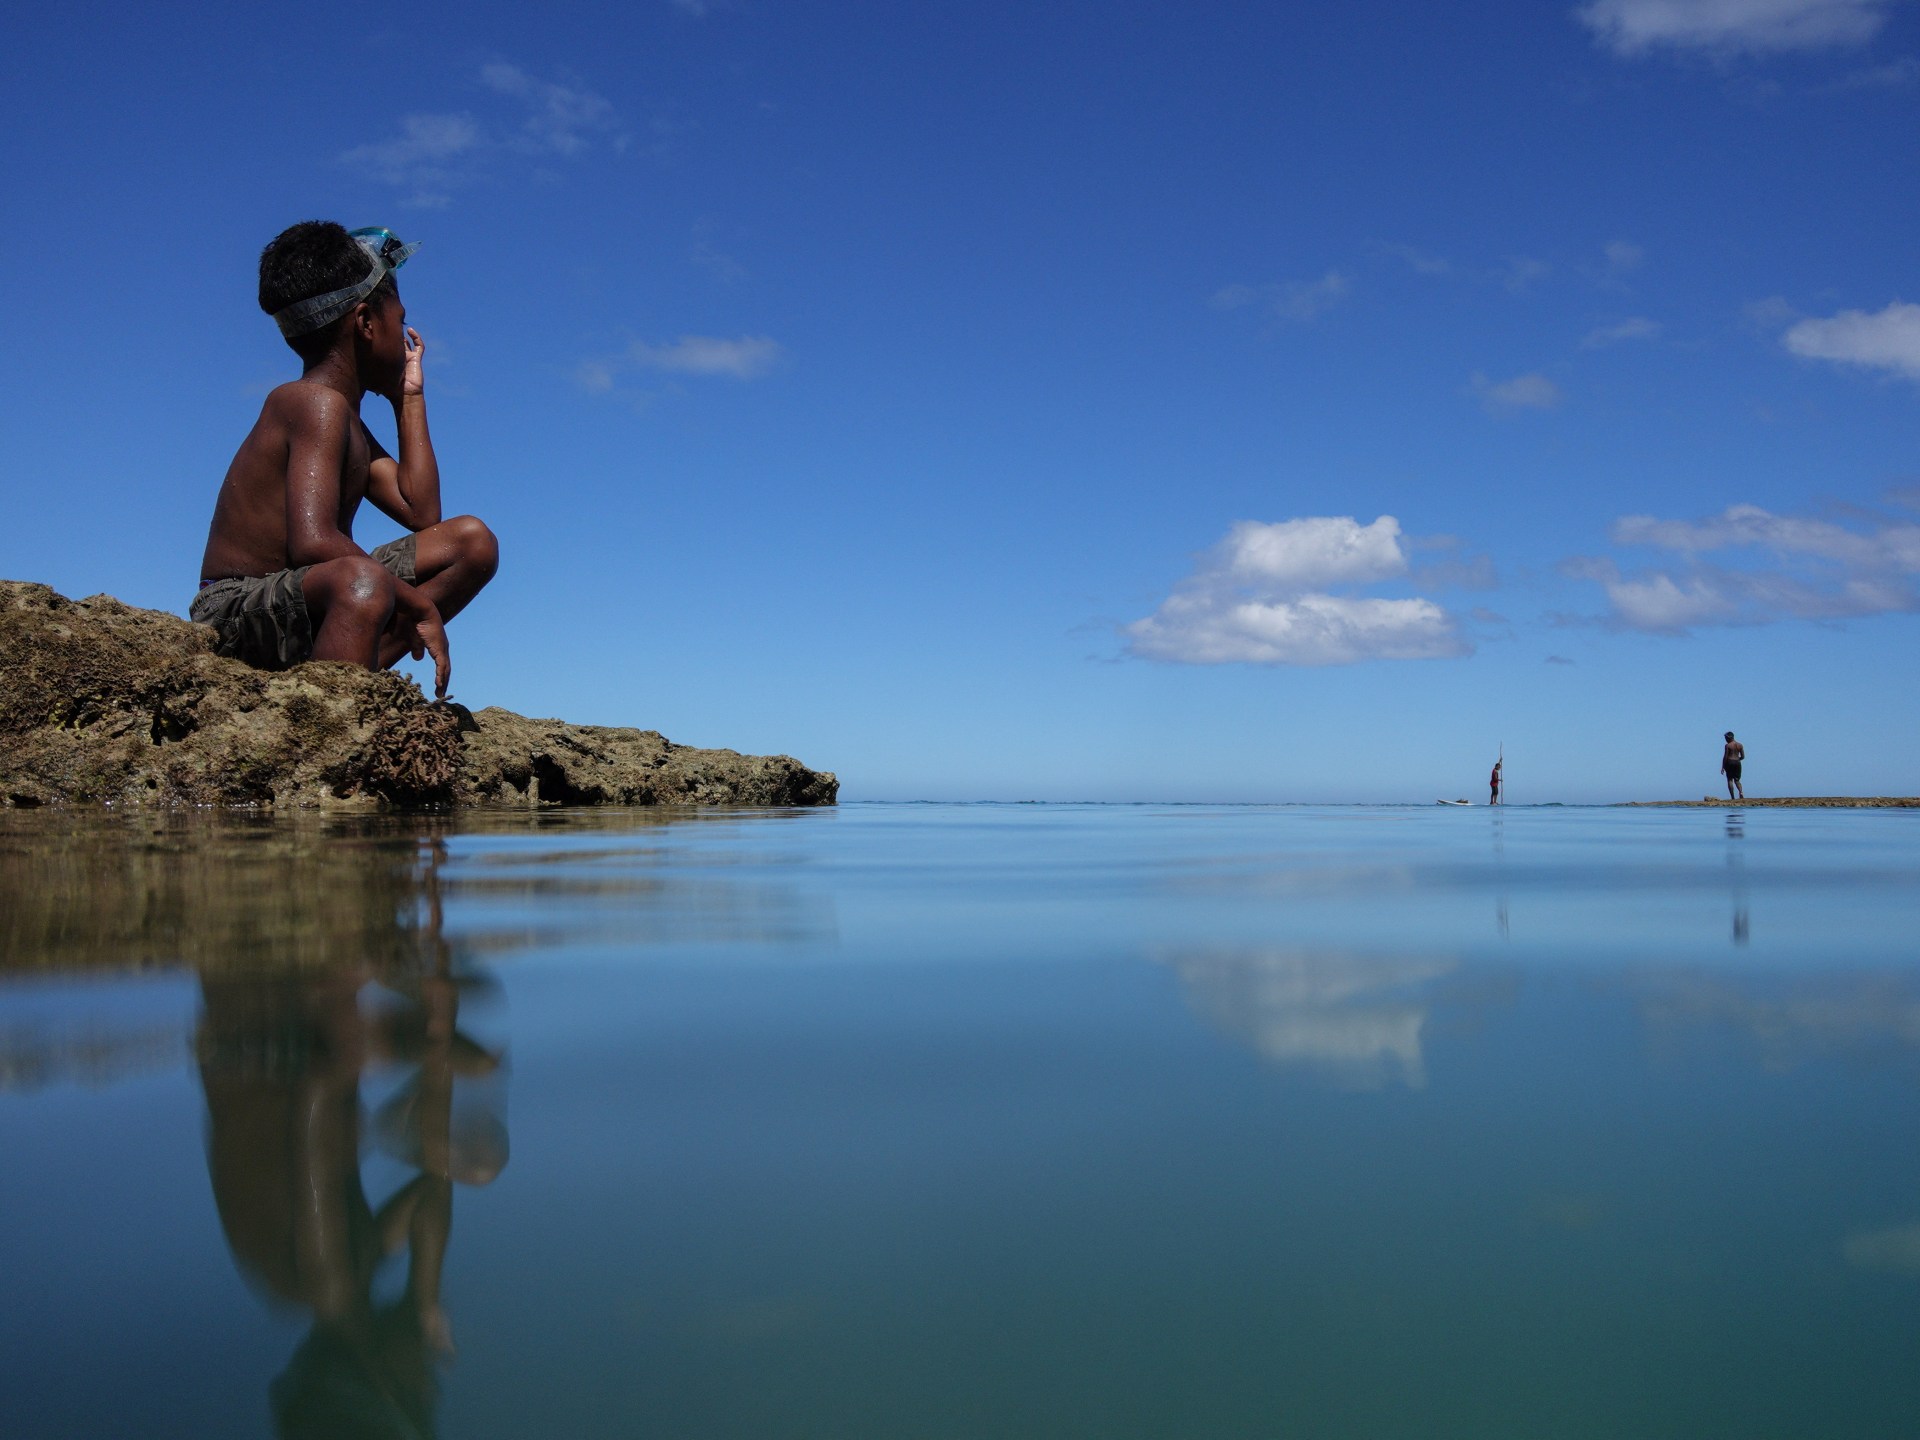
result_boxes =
[1818,54,1920,88]
[1583,316,1664,347]
[689,219,747,282]
[1782,300,1920,380]
[1577,0,1898,56]
[342,65,622,204]
[1381,243,1452,276]
[1124,516,1472,666]
[1409,534,1500,591]
[1211,270,1350,322]
[575,335,785,399]
[1603,239,1645,272]
[1471,371,1563,412]
[1502,256,1552,293]
[628,335,783,378]
[338,113,483,206]
[1567,502,1920,632]
[480,64,621,156]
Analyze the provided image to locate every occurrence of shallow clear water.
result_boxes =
[3,803,1918,1438]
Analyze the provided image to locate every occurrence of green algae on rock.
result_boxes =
[0,580,836,810]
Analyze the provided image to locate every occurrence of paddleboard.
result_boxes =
[1436,799,1472,806]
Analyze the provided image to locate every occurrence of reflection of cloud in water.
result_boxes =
[1637,973,1920,1069]
[1163,862,1420,899]
[1163,948,1454,1089]
[1844,1223,1920,1276]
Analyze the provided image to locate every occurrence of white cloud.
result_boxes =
[1124,516,1472,666]
[1210,515,1408,589]
[1577,0,1897,55]
[1211,270,1350,322]
[574,334,785,398]
[1570,502,1920,631]
[1782,300,1920,380]
[1612,504,1920,566]
[627,335,783,379]
[1471,371,1564,412]
[1129,594,1465,666]
[1583,316,1664,347]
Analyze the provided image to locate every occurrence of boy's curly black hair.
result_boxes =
[258,220,395,362]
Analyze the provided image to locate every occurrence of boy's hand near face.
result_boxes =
[401,327,426,398]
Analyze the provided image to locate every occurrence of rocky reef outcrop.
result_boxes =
[0,581,836,809]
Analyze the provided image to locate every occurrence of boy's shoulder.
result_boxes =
[258,378,364,432]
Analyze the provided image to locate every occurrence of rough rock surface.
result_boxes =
[0,580,836,809]
[1623,797,1919,808]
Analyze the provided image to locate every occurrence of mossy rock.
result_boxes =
[0,581,836,810]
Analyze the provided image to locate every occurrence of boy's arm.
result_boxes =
[286,388,451,692]
[365,327,441,531]
[285,388,367,566]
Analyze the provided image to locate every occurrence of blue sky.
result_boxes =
[2,0,1916,801]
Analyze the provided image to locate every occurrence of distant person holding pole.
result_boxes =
[1490,757,1502,806]
[1721,731,1745,801]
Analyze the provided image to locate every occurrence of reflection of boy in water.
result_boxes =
[197,968,504,1439]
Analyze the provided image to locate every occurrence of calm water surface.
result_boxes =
[2,803,1918,1438]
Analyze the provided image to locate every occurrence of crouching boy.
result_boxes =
[193,221,497,698]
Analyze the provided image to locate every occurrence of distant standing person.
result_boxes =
[1721,731,1745,801]
[1490,758,1502,806]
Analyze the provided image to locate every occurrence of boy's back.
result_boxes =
[200,381,379,583]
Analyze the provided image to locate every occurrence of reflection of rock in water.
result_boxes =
[0,815,442,973]
[0,810,836,976]
[1164,949,1454,1089]
[0,1021,184,1092]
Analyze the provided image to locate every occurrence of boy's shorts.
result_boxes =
[189,537,417,671]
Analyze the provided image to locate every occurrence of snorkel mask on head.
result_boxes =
[271,227,419,339]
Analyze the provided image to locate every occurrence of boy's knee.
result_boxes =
[325,556,396,614]
[448,514,499,578]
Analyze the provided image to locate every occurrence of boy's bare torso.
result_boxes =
[200,382,380,581]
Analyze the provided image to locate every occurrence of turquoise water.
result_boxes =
[2,803,1918,1438]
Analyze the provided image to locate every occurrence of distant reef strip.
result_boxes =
[1623,798,1919,809]
[0,580,836,810]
